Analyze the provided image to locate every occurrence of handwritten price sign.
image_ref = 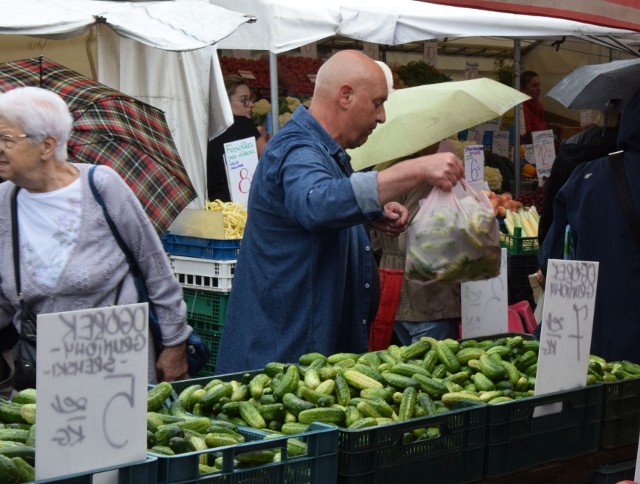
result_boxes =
[531,129,556,185]
[535,259,599,398]
[461,248,508,338]
[224,136,259,205]
[464,144,485,183]
[35,304,148,480]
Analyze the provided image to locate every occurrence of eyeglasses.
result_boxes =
[231,96,255,107]
[0,133,31,149]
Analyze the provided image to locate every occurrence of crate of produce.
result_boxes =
[591,459,637,484]
[336,401,486,484]
[483,383,603,477]
[182,289,230,376]
[170,255,235,292]
[500,229,539,256]
[33,456,158,483]
[162,232,241,260]
[149,422,339,484]
[600,375,640,449]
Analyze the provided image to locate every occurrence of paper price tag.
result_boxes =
[224,136,259,205]
[492,130,510,158]
[531,129,556,184]
[535,259,599,398]
[461,248,508,338]
[35,304,148,480]
[464,144,484,183]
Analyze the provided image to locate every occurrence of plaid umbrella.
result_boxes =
[0,56,196,234]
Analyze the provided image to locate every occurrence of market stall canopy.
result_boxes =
[211,0,635,53]
[547,58,640,112]
[347,78,530,171]
[422,0,640,33]
[2,0,253,51]
[338,0,636,46]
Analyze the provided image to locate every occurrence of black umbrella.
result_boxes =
[547,58,640,112]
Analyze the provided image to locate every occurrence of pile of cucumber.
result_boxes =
[0,389,37,484]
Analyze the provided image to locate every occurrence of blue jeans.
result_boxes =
[394,319,459,346]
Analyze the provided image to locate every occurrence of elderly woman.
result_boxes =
[0,86,191,389]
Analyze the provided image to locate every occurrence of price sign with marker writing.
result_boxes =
[535,259,599,398]
[35,303,148,480]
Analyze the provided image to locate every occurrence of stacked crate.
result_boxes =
[162,233,240,376]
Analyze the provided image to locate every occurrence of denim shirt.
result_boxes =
[215,105,383,372]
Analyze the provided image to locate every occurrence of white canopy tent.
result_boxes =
[1,0,253,207]
[211,0,636,136]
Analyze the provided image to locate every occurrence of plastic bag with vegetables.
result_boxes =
[405,179,501,284]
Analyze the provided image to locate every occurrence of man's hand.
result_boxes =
[371,202,408,237]
[419,152,464,192]
[156,342,189,382]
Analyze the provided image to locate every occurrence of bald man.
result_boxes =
[215,50,463,372]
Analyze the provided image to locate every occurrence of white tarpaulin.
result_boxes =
[3,0,252,51]
[1,0,252,207]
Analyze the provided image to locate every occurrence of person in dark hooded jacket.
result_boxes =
[537,87,640,363]
[537,101,620,245]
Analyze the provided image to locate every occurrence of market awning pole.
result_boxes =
[270,51,279,135]
[513,39,521,200]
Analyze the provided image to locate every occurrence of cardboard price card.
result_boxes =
[461,248,508,338]
[535,259,599,398]
[463,144,484,183]
[531,129,556,184]
[35,304,148,480]
[224,136,259,205]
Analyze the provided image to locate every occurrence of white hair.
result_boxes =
[375,61,394,95]
[0,86,73,160]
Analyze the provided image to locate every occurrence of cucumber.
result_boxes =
[10,389,36,406]
[155,424,184,446]
[342,370,383,390]
[398,387,417,421]
[0,428,28,444]
[381,372,419,390]
[239,401,267,429]
[436,341,461,373]
[298,407,345,426]
[0,454,19,484]
[400,340,431,361]
[0,400,27,425]
[12,456,35,483]
[169,436,196,455]
[147,382,173,412]
[282,393,315,416]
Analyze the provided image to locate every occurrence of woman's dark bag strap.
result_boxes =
[87,165,163,346]
[610,151,640,248]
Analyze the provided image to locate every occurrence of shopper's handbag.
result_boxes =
[10,186,39,390]
[368,268,404,351]
[89,166,210,376]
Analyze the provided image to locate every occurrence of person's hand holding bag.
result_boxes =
[405,179,501,284]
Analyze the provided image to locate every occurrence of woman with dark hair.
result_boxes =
[520,70,548,144]
[207,75,266,202]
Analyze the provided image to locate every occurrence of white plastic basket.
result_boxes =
[169,255,235,292]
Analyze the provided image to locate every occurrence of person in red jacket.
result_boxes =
[520,70,548,144]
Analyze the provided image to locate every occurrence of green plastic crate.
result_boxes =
[484,384,603,477]
[592,459,637,484]
[336,401,486,484]
[182,289,230,376]
[600,375,640,450]
[500,228,539,255]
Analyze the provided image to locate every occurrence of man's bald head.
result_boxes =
[309,50,388,149]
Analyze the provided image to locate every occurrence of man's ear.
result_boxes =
[338,83,353,109]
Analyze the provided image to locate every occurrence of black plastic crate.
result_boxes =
[150,423,338,484]
[591,459,637,484]
[484,384,603,477]
[507,253,538,306]
[600,376,640,450]
[336,401,486,484]
[33,456,158,483]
